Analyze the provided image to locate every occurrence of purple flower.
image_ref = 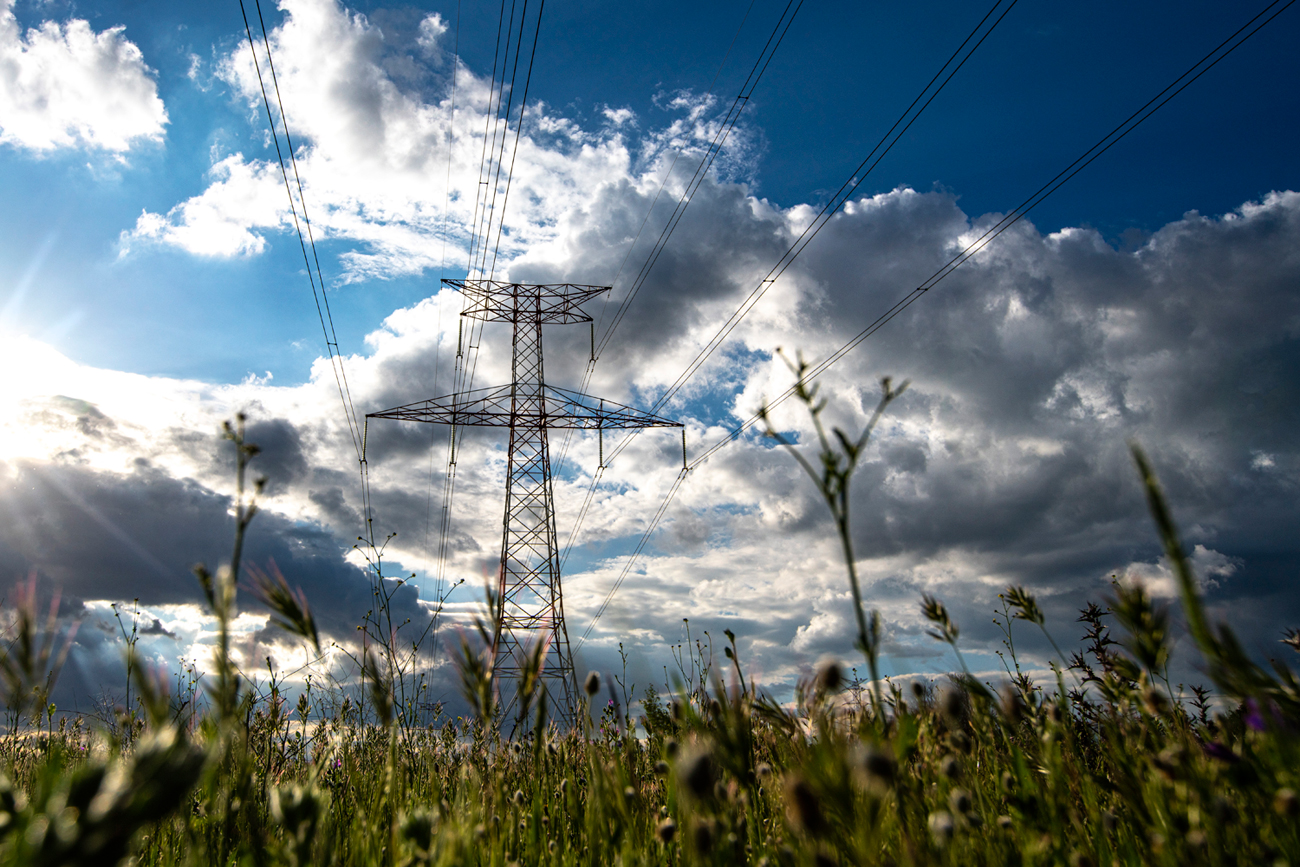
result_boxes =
[1201,741,1236,763]
[1245,698,1266,732]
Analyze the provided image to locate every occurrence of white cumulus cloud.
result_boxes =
[0,0,167,153]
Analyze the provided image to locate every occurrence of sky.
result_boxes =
[1,0,1298,719]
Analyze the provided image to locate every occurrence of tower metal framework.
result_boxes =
[368,279,681,725]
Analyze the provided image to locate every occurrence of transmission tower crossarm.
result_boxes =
[445,278,610,324]
[366,384,682,431]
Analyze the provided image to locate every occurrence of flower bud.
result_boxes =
[928,811,955,845]
[584,671,601,696]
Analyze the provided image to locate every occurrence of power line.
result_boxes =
[593,0,806,361]
[553,0,807,560]
[553,0,764,486]
[575,0,1296,645]
[565,0,1018,565]
[691,0,1298,468]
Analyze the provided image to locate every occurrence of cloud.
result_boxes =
[18,0,1300,705]
[0,0,167,153]
[14,185,1300,705]
[119,0,756,276]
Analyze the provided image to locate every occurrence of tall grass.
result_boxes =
[0,402,1296,866]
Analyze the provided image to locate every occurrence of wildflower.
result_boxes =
[656,817,677,843]
[623,785,636,804]
[1200,741,1236,763]
[756,762,773,779]
[997,815,1014,830]
[512,789,525,806]
[654,760,669,776]
[584,671,601,696]
[928,811,955,845]
[1274,788,1298,817]
[1243,698,1266,732]
[786,776,828,837]
[948,788,972,816]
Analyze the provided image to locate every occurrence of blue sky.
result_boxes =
[2,0,1299,713]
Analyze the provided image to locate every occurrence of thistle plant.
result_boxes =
[758,349,907,717]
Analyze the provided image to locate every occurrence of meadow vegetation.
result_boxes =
[0,387,1297,866]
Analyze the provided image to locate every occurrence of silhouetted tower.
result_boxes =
[368,279,681,725]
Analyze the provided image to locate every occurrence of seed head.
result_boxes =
[693,820,715,854]
[1275,788,1298,817]
[998,685,1025,725]
[815,658,843,693]
[654,760,669,776]
[1143,685,1170,717]
[939,686,967,723]
[656,817,677,843]
[584,671,601,696]
[927,811,955,846]
[679,749,718,799]
[940,755,962,781]
[948,788,972,816]
[996,815,1014,830]
[862,746,897,786]
[756,762,773,778]
[785,776,828,837]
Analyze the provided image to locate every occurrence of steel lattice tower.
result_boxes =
[368,279,681,725]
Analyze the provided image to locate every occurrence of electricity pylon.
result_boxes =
[368,279,681,726]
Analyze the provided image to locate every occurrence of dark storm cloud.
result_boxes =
[0,459,427,642]
[532,182,1300,686]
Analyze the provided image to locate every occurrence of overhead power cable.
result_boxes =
[551,0,758,483]
[593,0,806,361]
[690,0,1298,468]
[567,0,1016,614]
[239,0,379,549]
[433,0,548,610]
[554,0,807,560]
[576,0,1296,645]
[645,0,1020,418]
